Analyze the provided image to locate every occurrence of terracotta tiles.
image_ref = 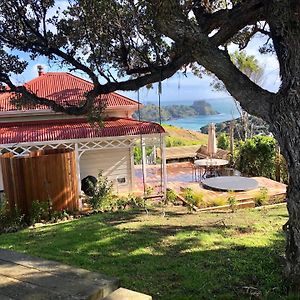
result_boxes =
[0,72,139,112]
[0,118,164,144]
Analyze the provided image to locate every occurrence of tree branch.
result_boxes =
[197,45,274,121]
[209,0,265,45]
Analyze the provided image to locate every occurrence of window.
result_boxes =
[117,177,126,184]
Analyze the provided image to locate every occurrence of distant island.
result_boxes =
[133,100,218,122]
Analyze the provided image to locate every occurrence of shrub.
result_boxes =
[217,132,230,150]
[193,192,205,208]
[0,197,25,233]
[254,187,269,206]
[209,196,227,207]
[227,191,237,212]
[129,195,144,208]
[235,135,276,178]
[87,171,113,210]
[50,210,70,222]
[166,189,178,204]
[29,200,52,224]
[116,196,129,210]
[145,186,154,196]
[183,188,196,212]
[183,188,205,210]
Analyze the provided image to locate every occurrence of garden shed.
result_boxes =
[0,149,78,215]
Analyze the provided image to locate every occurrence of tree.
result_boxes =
[1,0,300,292]
[211,50,265,140]
[217,132,229,150]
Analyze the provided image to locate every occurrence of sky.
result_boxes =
[10,4,281,106]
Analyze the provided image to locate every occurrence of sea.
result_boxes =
[162,97,240,131]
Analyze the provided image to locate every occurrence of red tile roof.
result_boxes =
[0,118,165,145]
[0,72,139,112]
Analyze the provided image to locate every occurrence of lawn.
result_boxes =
[0,205,290,299]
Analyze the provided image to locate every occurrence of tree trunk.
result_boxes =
[265,1,300,292]
[270,99,300,292]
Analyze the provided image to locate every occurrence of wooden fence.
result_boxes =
[0,149,79,216]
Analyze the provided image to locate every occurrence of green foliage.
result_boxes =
[133,146,154,164]
[0,197,25,233]
[127,194,144,208]
[209,196,227,207]
[183,188,195,212]
[183,188,205,210]
[133,146,142,164]
[87,171,113,210]
[235,135,276,178]
[193,193,205,208]
[200,115,270,138]
[145,186,154,196]
[231,51,264,83]
[227,191,237,212]
[212,51,264,92]
[51,210,71,223]
[98,193,144,212]
[165,136,201,147]
[254,187,270,207]
[217,132,230,150]
[166,189,177,204]
[133,104,171,122]
[29,200,51,224]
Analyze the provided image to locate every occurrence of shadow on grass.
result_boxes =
[0,208,293,300]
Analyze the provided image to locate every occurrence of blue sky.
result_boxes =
[11,17,280,105]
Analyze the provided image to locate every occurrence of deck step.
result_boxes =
[103,288,152,300]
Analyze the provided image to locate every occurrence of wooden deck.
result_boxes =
[135,163,287,203]
[156,145,199,161]
[168,176,287,203]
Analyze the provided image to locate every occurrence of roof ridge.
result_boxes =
[0,72,141,112]
[0,118,87,127]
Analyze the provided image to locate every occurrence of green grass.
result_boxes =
[0,205,290,299]
[162,124,208,147]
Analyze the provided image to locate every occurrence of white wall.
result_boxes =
[80,148,132,194]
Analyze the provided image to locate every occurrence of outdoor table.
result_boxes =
[193,158,229,181]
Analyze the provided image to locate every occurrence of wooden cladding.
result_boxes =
[0,149,79,215]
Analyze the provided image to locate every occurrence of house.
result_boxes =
[0,69,167,197]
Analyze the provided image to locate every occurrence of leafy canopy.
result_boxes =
[0,0,274,117]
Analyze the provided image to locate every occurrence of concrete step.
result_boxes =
[0,249,119,299]
[103,288,152,300]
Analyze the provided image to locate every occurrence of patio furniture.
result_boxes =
[220,167,241,177]
[193,158,229,181]
[202,176,258,192]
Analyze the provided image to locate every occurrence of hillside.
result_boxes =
[200,115,270,139]
[163,124,208,147]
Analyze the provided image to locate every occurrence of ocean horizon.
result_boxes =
[161,97,241,131]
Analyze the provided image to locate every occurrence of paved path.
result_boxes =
[0,249,119,299]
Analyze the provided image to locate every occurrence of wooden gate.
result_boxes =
[0,149,79,215]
